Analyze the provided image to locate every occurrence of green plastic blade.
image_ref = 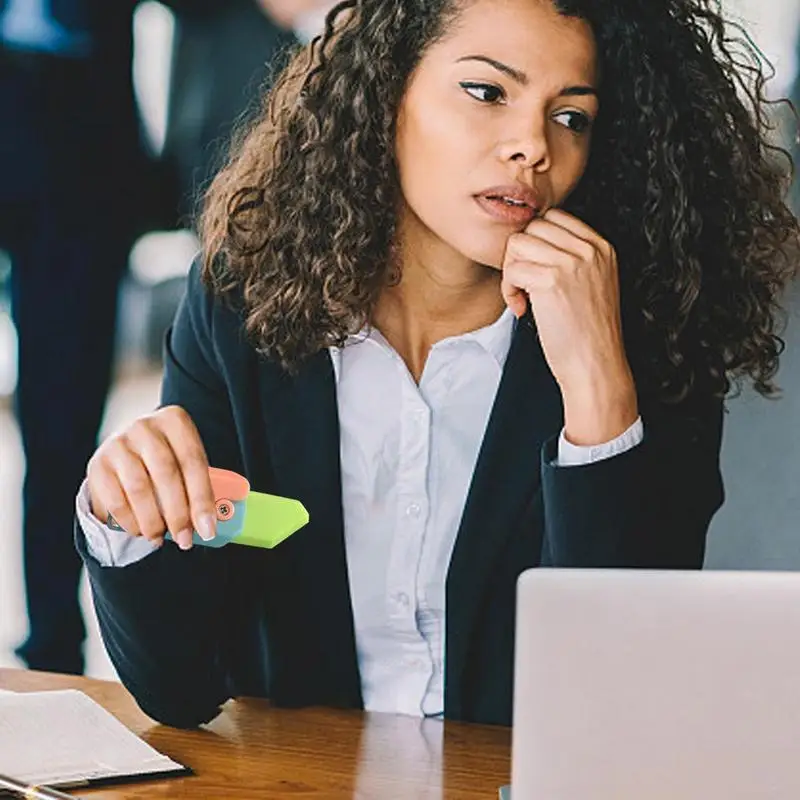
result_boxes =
[234,491,310,549]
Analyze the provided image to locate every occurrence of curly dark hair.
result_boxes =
[199,0,799,401]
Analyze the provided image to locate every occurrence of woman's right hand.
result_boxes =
[86,406,217,551]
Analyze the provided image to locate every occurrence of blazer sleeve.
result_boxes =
[539,392,725,568]
[76,259,245,728]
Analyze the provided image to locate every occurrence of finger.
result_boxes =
[540,207,606,246]
[504,232,578,273]
[106,439,169,545]
[158,408,217,542]
[502,281,528,318]
[88,456,146,540]
[523,217,598,263]
[501,260,559,309]
[128,420,196,550]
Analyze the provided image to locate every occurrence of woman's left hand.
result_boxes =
[501,208,639,446]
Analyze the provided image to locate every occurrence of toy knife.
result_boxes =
[108,466,309,549]
[184,466,309,549]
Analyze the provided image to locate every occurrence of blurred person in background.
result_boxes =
[0,0,153,674]
[129,0,332,362]
[160,0,338,222]
[158,0,297,222]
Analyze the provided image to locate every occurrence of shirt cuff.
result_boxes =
[75,479,160,567]
[556,416,644,467]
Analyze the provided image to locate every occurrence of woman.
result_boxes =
[77,0,798,728]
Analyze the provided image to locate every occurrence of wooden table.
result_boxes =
[0,669,510,798]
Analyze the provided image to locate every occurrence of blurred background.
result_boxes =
[0,0,798,679]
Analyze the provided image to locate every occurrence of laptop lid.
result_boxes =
[512,569,800,799]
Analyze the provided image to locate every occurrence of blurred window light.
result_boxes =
[132,1,175,155]
[129,230,199,285]
[723,0,800,99]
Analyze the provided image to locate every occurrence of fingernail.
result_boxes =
[177,529,193,550]
[197,514,216,541]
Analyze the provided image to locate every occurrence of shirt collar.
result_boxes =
[457,306,516,370]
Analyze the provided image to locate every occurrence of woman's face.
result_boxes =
[395,0,598,270]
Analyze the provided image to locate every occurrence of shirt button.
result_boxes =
[406,503,421,518]
[395,592,410,607]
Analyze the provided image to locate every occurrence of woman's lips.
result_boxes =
[474,194,539,225]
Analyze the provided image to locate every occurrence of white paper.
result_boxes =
[0,689,185,787]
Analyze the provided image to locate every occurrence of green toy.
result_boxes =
[169,466,309,549]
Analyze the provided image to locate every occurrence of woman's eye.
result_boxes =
[459,82,505,104]
[553,110,593,134]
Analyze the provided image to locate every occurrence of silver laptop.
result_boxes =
[511,569,800,799]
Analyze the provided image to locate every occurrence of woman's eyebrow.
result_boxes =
[560,85,597,97]
[456,55,529,84]
[455,54,597,97]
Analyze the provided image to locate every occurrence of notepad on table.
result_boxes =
[0,689,190,789]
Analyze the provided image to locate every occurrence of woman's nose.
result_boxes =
[498,120,551,172]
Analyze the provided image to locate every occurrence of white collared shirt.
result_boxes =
[77,309,643,717]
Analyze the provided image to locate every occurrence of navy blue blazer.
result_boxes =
[77,259,725,728]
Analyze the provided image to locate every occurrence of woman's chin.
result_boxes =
[464,246,506,272]
[445,234,507,272]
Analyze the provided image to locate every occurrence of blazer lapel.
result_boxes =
[445,318,563,697]
[257,351,362,707]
